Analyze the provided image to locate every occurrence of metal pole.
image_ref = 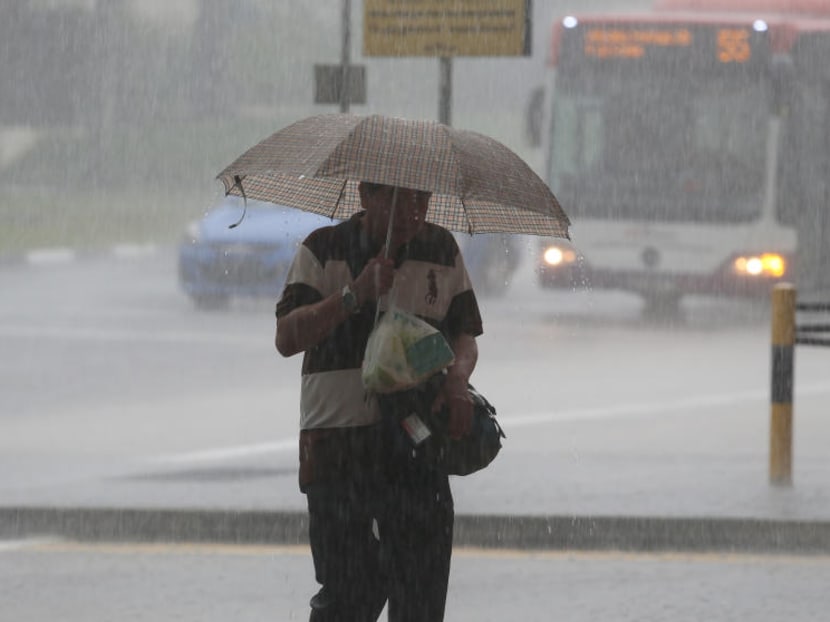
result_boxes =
[770,282,796,486]
[439,56,452,126]
[340,0,352,113]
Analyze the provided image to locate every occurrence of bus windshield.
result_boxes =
[548,70,770,223]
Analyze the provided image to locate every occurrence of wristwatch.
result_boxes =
[341,284,359,314]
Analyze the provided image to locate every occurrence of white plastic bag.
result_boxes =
[362,308,455,393]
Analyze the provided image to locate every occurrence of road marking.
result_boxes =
[112,243,158,259]
[0,537,62,552]
[0,324,260,347]
[10,243,159,267]
[26,248,76,265]
[150,383,830,465]
[151,439,298,464]
[506,381,830,428]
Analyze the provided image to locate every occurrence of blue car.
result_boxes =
[457,233,522,298]
[178,197,334,309]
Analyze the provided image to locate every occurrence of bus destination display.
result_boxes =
[562,23,768,70]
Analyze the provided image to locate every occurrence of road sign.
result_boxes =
[364,0,531,57]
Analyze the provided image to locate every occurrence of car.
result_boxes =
[457,233,523,298]
[536,238,584,291]
[178,197,334,309]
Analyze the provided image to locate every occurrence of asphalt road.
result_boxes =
[3,538,829,622]
[2,248,829,519]
[3,248,830,620]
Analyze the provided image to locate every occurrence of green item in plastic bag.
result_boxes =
[406,332,455,378]
[362,309,455,393]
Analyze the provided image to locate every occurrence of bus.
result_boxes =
[535,0,830,312]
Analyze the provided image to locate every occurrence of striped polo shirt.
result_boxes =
[276,211,483,432]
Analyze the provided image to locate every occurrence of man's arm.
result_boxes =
[446,333,478,387]
[434,332,478,439]
[275,292,354,357]
[275,248,395,357]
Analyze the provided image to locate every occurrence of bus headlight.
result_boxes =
[543,245,578,266]
[733,253,786,278]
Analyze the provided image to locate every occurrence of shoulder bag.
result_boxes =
[375,375,505,476]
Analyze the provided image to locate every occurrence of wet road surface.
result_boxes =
[4,538,829,622]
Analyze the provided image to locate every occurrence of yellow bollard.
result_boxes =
[770,283,796,486]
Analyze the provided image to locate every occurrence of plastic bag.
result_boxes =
[362,309,455,393]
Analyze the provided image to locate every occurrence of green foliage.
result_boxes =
[0,114,312,252]
[0,187,197,254]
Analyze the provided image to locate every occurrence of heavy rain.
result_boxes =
[2,1,830,620]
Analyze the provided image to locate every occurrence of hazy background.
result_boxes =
[0,0,652,254]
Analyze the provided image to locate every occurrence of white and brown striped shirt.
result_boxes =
[276,211,483,489]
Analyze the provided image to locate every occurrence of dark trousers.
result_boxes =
[306,434,454,622]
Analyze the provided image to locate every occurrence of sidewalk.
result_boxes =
[4,506,830,554]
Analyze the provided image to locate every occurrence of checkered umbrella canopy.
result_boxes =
[217,113,569,238]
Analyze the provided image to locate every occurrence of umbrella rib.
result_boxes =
[460,197,473,235]
[331,178,348,220]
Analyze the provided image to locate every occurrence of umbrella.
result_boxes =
[217,113,569,239]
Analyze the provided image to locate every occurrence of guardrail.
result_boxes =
[769,283,830,486]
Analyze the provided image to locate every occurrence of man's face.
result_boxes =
[360,183,432,248]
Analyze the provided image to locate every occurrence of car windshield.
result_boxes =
[548,70,770,223]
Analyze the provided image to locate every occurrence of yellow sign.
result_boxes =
[584,27,692,59]
[364,0,529,57]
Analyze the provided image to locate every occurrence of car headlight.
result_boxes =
[732,253,786,278]
[543,244,578,266]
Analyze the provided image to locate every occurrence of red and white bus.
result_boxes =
[536,0,830,311]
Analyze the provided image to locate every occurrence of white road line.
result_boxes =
[506,390,765,426]
[0,537,62,552]
[112,243,158,259]
[151,383,830,465]
[0,324,260,347]
[507,382,830,427]
[152,439,298,464]
[25,248,76,265]
[13,243,159,266]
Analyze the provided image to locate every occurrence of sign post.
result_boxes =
[364,0,531,125]
[340,0,352,112]
[439,57,452,126]
[314,64,366,106]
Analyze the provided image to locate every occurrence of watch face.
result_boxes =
[342,286,357,312]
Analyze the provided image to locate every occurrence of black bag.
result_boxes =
[376,376,505,476]
[438,384,505,475]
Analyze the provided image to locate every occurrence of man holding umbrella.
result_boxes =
[218,113,568,620]
[275,181,483,621]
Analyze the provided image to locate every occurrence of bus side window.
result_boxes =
[549,97,602,188]
[776,109,800,228]
[778,81,830,289]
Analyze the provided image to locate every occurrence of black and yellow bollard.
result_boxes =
[770,283,796,486]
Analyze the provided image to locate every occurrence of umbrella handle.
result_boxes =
[374,187,399,327]
[383,186,398,259]
[228,175,248,229]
